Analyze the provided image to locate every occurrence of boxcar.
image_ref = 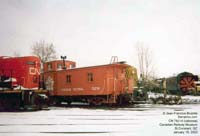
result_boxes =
[43,60,137,105]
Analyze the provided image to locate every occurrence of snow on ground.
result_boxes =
[148,92,200,104]
[182,96,200,104]
[0,104,199,136]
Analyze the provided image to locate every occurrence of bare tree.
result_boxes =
[31,40,57,63]
[134,42,159,93]
[135,42,155,80]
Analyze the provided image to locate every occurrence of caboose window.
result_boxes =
[48,63,52,70]
[88,73,93,82]
[66,75,71,83]
[57,63,62,70]
[70,64,75,69]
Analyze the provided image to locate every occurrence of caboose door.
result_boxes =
[44,73,56,95]
[107,78,114,94]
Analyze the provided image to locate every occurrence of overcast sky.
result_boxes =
[0,0,199,77]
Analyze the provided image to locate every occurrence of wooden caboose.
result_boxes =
[43,60,137,105]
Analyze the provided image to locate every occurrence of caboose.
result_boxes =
[43,59,137,106]
[0,56,47,110]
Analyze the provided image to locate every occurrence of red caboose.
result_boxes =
[0,56,40,89]
[43,60,137,105]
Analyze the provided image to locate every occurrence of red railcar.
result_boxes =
[0,56,47,110]
[0,56,40,89]
[43,60,137,105]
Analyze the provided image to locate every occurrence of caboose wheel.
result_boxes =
[55,99,62,106]
[88,97,104,106]
[0,100,4,111]
[67,101,72,106]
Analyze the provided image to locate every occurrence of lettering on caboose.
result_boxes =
[61,87,101,91]
[61,88,84,91]
[91,87,101,90]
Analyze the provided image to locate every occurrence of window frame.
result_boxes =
[66,74,71,83]
[87,73,94,82]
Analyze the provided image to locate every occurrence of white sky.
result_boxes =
[0,0,199,77]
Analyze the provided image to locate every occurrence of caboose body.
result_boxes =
[43,60,137,105]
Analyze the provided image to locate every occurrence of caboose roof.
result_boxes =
[45,60,75,63]
[45,62,135,72]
